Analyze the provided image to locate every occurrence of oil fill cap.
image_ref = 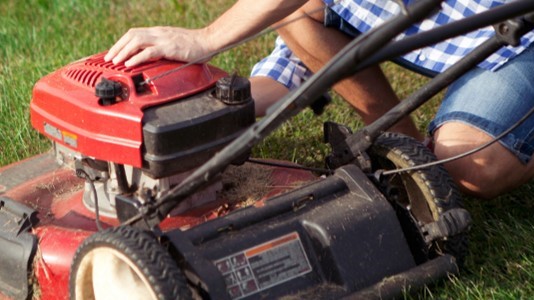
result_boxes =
[96,78,123,106]
[215,74,252,105]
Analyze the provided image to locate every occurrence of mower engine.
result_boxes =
[30,53,255,217]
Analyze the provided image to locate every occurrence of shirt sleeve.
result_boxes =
[250,36,313,90]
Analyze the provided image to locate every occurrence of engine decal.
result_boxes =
[43,122,62,141]
[43,123,78,148]
[214,232,312,299]
[62,131,78,148]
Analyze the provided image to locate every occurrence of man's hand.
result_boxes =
[104,0,306,67]
[104,26,214,67]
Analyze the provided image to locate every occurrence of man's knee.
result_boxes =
[433,145,502,199]
[275,0,324,28]
[296,0,325,22]
[433,123,529,199]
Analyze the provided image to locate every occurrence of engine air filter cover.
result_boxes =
[142,84,255,178]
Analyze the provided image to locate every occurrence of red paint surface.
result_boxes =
[30,53,227,167]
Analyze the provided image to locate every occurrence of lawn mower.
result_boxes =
[1,0,533,299]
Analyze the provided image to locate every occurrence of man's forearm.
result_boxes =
[204,0,308,52]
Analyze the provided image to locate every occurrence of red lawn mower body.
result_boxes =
[0,53,316,300]
[0,49,468,300]
[30,52,227,168]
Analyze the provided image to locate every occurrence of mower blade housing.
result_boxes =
[165,165,444,299]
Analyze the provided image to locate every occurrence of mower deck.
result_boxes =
[0,152,316,300]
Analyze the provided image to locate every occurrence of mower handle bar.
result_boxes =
[123,0,534,228]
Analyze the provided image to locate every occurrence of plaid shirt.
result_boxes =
[252,0,534,89]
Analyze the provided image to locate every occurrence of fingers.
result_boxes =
[104,26,212,67]
[105,28,157,65]
[124,47,162,67]
[104,29,137,63]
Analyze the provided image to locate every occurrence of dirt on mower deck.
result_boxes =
[220,162,311,208]
[0,152,318,300]
[0,152,316,231]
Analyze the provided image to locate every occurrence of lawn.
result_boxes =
[1,0,533,299]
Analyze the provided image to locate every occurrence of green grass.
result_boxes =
[1,1,534,299]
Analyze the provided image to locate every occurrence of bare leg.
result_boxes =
[434,123,534,199]
[275,0,422,139]
[250,76,290,116]
[259,0,534,198]
[274,0,534,198]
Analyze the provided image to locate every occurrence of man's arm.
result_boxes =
[105,0,308,67]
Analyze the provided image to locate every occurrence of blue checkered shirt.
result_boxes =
[251,0,534,90]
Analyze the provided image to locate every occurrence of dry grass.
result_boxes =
[219,163,272,206]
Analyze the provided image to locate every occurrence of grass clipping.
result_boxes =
[219,163,272,207]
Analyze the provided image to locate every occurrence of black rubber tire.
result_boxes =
[368,132,468,266]
[69,226,192,300]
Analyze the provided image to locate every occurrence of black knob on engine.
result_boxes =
[215,74,252,105]
[96,78,123,106]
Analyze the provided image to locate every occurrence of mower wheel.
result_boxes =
[368,132,468,266]
[70,226,192,300]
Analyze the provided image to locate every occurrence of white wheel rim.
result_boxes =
[74,247,158,300]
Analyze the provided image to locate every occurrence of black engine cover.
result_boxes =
[142,88,255,178]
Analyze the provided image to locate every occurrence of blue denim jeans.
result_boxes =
[429,46,534,164]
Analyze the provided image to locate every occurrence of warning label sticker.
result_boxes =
[43,122,78,148]
[213,232,312,299]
